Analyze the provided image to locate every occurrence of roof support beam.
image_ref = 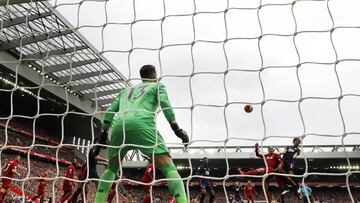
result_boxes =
[95,98,115,106]
[1,12,52,28]
[0,51,99,116]
[83,89,120,99]
[0,0,46,6]
[71,80,115,92]
[57,69,113,84]
[0,30,73,51]
[45,58,99,73]
[24,45,88,59]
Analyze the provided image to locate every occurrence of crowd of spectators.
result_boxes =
[1,153,67,202]
[0,127,77,162]
[1,120,360,202]
[1,151,360,203]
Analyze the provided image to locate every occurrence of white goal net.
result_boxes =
[0,0,360,202]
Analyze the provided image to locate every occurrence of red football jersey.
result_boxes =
[38,179,47,193]
[78,163,87,180]
[2,160,18,178]
[141,163,154,183]
[63,164,75,190]
[65,164,75,179]
[255,150,281,169]
[244,183,254,194]
[111,182,116,190]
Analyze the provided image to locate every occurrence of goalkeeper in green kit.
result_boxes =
[95,65,189,203]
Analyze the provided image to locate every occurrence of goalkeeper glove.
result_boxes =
[170,122,189,146]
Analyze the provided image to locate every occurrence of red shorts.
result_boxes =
[38,191,45,196]
[1,178,12,189]
[63,179,74,190]
[108,190,116,202]
[276,176,286,188]
[141,178,152,193]
[63,184,72,191]
[37,193,45,200]
[244,193,254,199]
[266,167,274,173]
[144,185,151,193]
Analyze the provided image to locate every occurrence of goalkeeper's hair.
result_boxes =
[140,64,156,79]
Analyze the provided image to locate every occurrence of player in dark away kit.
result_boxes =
[197,157,215,203]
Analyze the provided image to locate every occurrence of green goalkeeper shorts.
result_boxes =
[108,128,170,161]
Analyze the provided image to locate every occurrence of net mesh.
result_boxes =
[0,0,359,202]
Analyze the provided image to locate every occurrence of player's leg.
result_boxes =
[35,193,45,203]
[244,194,250,203]
[142,184,151,203]
[136,129,187,203]
[247,194,251,203]
[309,194,315,202]
[95,128,129,203]
[284,162,300,197]
[107,187,116,203]
[154,153,187,203]
[279,186,287,203]
[199,187,207,203]
[264,177,272,203]
[95,154,121,202]
[238,167,265,175]
[0,188,5,202]
[31,195,38,201]
[276,177,288,203]
[207,188,215,203]
[249,194,254,203]
[60,190,72,203]
[0,180,10,201]
[143,193,151,203]
[71,182,84,203]
[280,192,286,203]
[40,193,45,203]
[107,190,115,203]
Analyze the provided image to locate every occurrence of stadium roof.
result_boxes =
[0,1,128,111]
[111,145,360,168]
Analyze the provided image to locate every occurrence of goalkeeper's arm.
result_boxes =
[102,91,122,131]
[158,84,189,145]
[98,91,122,146]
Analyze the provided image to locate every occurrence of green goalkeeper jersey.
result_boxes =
[102,82,176,131]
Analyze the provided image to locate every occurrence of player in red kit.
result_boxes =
[107,182,129,203]
[71,161,88,203]
[275,175,300,203]
[72,141,108,203]
[239,143,282,175]
[31,172,48,203]
[141,161,154,203]
[107,182,117,203]
[238,143,282,202]
[107,173,132,203]
[243,180,257,203]
[0,155,21,202]
[60,159,77,203]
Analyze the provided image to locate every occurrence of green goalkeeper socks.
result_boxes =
[94,167,117,202]
[95,162,186,203]
[160,163,187,203]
